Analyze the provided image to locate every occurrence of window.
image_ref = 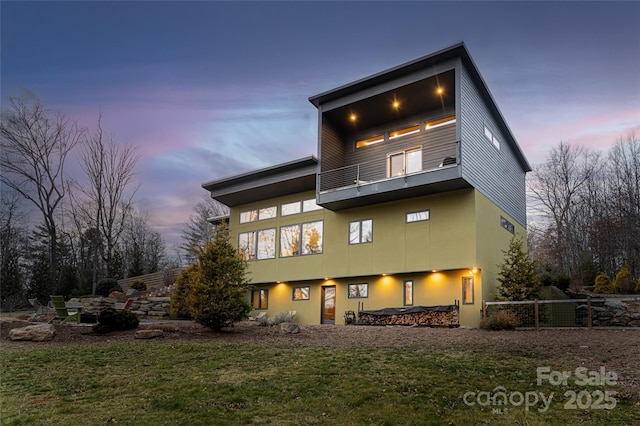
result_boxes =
[500,216,515,234]
[404,280,413,306]
[388,147,422,177]
[484,125,500,150]
[349,219,373,244]
[389,124,420,139]
[256,229,276,260]
[462,277,474,304]
[239,210,258,223]
[281,221,324,257]
[302,221,323,255]
[356,134,384,149]
[407,210,430,223]
[240,207,275,223]
[258,206,276,220]
[238,231,257,260]
[252,289,268,309]
[239,229,275,261]
[293,287,310,301]
[426,115,456,130]
[348,283,368,298]
[302,198,322,212]
[280,224,300,257]
[281,201,302,216]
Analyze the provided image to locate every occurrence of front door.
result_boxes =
[321,286,336,324]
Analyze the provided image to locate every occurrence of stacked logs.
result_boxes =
[358,307,459,327]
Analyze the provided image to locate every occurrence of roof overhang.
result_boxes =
[202,156,318,207]
[309,42,531,172]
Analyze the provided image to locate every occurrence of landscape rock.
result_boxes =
[280,322,300,334]
[135,329,163,339]
[9,324,56,341]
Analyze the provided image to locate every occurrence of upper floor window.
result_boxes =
[282,198,322,216]
[280,220,324,257]
[355,134,384,149]
[239,228,276,261]
[240,206,276,223]
[426,115,456,130]
[406,210,430,223]
[389,124,420,139]
[239,210,258,224]
[484,125,501,150]
[349,219,373,244]
[388,147,422,177]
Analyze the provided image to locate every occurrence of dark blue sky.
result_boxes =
[2,1,639,250]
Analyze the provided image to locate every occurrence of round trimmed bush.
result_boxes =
[96,278,123,297]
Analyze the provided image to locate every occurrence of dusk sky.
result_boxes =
[2,1,639,253]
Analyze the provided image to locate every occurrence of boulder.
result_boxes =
[280,322,300,334]
[135,329,163,339]
[9,324,56,341]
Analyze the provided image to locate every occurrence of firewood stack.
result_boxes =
[358,306,459,327]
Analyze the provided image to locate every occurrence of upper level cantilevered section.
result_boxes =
[309,42,531,220]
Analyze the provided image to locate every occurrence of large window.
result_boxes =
[251,289,269,309]
[462,277,474,305]
[349,219,373,244]
[404,280,414,306]
[281,221,323,257]
[239,229,275,261]
[302,221,323,255]
[293,287,310,301]
[238,231,257,260]
[257,229,276,260]
[388,147,422,177]
[348,283,368,298]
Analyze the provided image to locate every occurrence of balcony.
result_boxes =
[317,140,471,210]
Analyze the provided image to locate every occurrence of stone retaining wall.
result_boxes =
[69,296,171,319]
[577,300,640,327]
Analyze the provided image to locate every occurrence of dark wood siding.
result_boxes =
[459,64,527,226]
[341,113,457,183]
[320,120,344,174]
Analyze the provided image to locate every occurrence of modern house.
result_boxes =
[202,42,531,328]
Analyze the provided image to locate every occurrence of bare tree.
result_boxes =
[528,142,601,282]
[0,190,30,309]
[180,195,228,264]
[607,133,640,276]
[121,209,167,277]
[0,96,83,283]
[74,116,139,291]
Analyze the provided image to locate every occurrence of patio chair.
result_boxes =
[48,296,81,325]
[114,298,134,311]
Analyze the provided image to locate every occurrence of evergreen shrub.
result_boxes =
[93,308,139,334]
[96,278,122,297]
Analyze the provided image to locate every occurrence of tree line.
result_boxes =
[528,133,640,291]
[0,95,174,309]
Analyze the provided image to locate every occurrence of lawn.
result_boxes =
[1,339,637,425]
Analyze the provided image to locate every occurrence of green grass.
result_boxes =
[1,341,637,425]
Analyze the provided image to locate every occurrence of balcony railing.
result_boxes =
[318,141,459,193]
